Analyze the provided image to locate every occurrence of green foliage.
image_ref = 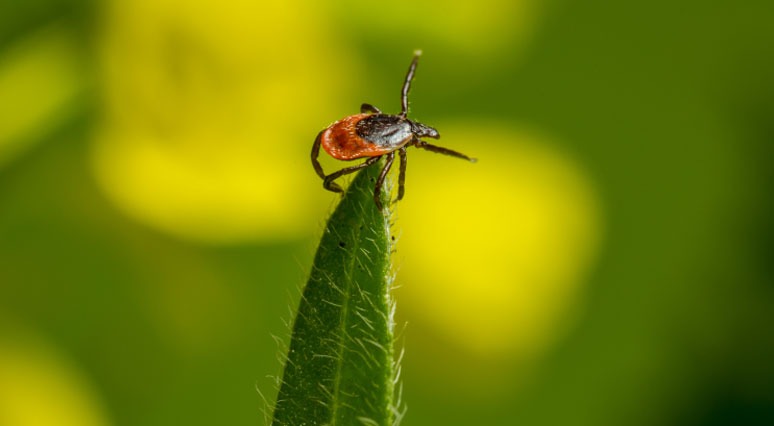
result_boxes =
[271,163,398,426]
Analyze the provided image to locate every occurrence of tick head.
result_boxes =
[410,120,440,139]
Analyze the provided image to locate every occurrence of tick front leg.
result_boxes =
[360,103,381,114]
[374,152,395,210]
[397,147,407,201]
[415,140,477,163]
[323,156,381,194]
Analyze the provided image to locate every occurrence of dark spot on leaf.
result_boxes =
[339,241,346,248]
[391,236,395,241]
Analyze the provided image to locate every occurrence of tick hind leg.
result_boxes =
[323,156,381,194]
[312,130,380,193]
[311,130,327,180]
[374,152,395,210]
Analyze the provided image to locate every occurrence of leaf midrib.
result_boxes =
[328,221,363,425]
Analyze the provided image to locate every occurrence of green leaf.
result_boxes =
[271,162,397,426]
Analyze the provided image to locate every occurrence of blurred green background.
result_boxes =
[1,0,773,425]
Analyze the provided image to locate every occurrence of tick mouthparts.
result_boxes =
[410,122,440,139]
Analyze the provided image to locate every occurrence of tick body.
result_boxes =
[312,51,475,209]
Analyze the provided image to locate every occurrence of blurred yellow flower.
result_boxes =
[397,123,602,361]
[0,332,111,426]
[92,0,357,243]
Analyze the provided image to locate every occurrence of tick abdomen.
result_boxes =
[320,114,396,160]
[321,114,413,161]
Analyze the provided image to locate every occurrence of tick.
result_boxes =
[311,50,476,210]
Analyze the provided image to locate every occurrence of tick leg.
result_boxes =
[360,103,381,114]
[374,152,395,210]
[323,156,381,194]
[311,130,326,180]
[397,147,407,201]
[415,140,477,163]
[400,51,422,117]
